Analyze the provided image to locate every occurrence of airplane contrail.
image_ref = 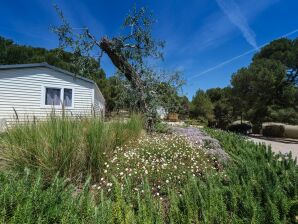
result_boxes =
[216,0,258,49]
[188,28,298,80]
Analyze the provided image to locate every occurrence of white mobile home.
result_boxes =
[0,63,105,129]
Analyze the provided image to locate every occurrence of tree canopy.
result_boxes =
[190,90,214,125]
[253,38,298,84]
[0,36,105,81]
[190,37,298,129]
[231,38,298,126]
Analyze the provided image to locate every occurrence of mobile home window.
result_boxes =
[45,88,61,105]
[44,87,73,107]
[63,89,72,107]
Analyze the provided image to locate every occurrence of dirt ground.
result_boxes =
[247,135,298,159]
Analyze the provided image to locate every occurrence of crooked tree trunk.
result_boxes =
[85,31,153,130]
[99,37,149,115]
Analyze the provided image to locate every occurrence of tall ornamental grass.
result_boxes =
[0,114,143,182]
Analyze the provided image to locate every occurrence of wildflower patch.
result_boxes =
[95,133,218,196]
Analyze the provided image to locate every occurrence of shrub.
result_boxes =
[252,123,262,134]
[262,125,285,137]
[0,170,164,223]
[227,123,252,134]
[205,128,298,223]
[0,114,143,183]
[154,122,169,133]
[184,118,205,126]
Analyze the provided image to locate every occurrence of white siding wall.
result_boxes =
[93,84,105,117]
[0,67,104,126]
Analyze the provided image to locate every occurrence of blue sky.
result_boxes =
[1,0,298,99]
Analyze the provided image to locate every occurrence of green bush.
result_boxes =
[252,123,262,134]
[227,123,252,134]
[0,114,143,183]
[0,171,164,223]
[184,119,205,126]
[205,128,298,223]
[154,122,169,133]
[262,125,285,137]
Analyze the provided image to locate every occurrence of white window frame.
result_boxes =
[41,85,74,109]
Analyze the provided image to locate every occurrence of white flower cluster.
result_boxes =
[97,133,219,196]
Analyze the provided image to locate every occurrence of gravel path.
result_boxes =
[247,135,298,159]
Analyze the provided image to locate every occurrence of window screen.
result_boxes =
[45,88,61,105]
[63,89,72,107]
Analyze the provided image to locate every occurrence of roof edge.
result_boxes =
[0,62,94,84]
[0,62,106,103]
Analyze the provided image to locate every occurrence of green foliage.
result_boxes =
[154,122,169,133]
[157,82,189,115]
[231,58,298,125]
[206,87,234,129]
[0,171,164,223]
[177,95,190,118]
[0,36,105,82]
[262,125,285,137]
[190,89,214,125]
[227,123,252,135]
[0,171,94,223]
[1,129,297,223]
[184,119,205,126]
[205,128,298,223]
[193,38,298,127]
[253,38,298,84]
[230,37,298,126]
[0,115,143,183]
[117,69,185,120]
[268,106,298,124]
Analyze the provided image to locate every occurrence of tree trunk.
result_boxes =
[99,37,149,114]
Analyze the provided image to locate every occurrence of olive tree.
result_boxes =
[52,5,183,129]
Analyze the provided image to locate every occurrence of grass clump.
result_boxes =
[0,114,143,183]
